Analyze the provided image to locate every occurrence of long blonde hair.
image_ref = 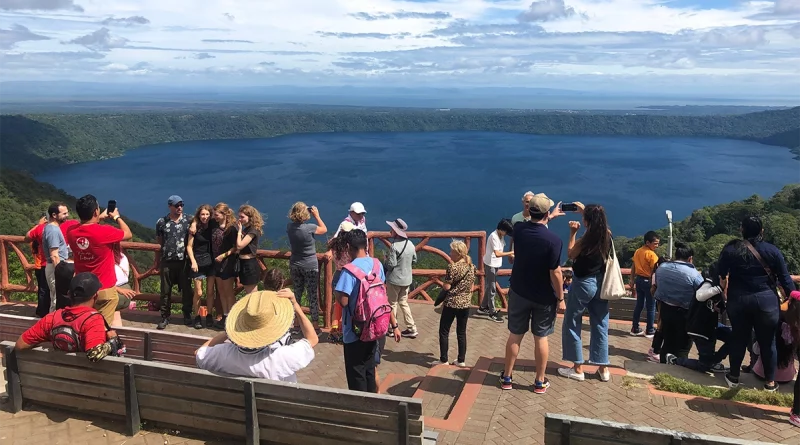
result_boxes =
[214,202,237,232]
[239,204,264,236]
[450,240,472,265]
[289,202,310,223]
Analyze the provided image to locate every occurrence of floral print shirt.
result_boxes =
[156,213,190,262]
[443,261,475,309]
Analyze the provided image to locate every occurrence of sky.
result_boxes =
[1,0,799,96]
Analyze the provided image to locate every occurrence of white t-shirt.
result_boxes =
[196,339,315,383]
[483,231,505,268]
[115,254,130,287]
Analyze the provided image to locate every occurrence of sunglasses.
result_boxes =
[172,202,184,208]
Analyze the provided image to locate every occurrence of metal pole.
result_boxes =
[665,210,674,259]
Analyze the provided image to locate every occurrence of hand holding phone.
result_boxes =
[561,203,579,212]
[107,200,117,214]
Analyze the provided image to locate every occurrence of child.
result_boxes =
[751,319,797,385]
[562,270,573,294]
[787,291,800,427]
[479,219,514,323]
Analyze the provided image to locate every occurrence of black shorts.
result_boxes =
[238,257,262,286]
[507,289,557,337]
[214,256,238,280]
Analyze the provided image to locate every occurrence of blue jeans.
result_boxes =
[677,324,731,372]
[632,276,656,334]
[727,290,780,381]
[562,273,610,365]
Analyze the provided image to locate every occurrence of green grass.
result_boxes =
[651,373,794,408]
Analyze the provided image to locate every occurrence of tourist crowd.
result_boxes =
[18,190,800,428]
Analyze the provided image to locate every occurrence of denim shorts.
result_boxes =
[507,289,557,337]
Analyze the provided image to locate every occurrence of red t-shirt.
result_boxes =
[67,223,125,289]
[21,306,107,351]
[28,223,47,268]
[61,220,80,238]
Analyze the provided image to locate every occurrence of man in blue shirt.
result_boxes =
[653,242,704,364]
[501,194,565,394]
[335,229,401,393]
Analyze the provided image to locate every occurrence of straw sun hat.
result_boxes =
[225,290,294,349]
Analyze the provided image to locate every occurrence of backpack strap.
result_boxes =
[343,263,368,281]
[371,258,381,278]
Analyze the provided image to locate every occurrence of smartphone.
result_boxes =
[561,203,579,212]
[107,200,117,214]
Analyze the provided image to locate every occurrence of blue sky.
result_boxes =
[1,0,799,97]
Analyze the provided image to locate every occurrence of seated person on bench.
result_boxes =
[196,289,317,382]
[15,272,124,362]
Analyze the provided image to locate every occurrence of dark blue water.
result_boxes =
[41,132,799,248]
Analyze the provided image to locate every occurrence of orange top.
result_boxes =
[632,246,659,278]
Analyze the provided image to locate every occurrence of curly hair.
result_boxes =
[263,269,287,291]
[289,202,310,223]
[239,204,264,236]
[213,202,237,232]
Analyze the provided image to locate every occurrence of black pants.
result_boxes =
[439,306,469,363]
[793,375,800,415]
[34,267,49,317]
[659,304,693,363]
[160,260,193,318]
[343,340,377,393]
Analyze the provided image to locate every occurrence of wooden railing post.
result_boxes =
[3,344,23,413]
[324,256,333,328]
[244,381,259,445]
[0,240,10,302]
[397,401,409,445]
[123,364,141,436]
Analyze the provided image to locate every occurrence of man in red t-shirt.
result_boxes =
[16,272,119,362]
[67,195,132,325]
[25,217,49,317]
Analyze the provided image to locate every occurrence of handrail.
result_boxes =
[3,233,799,318]
[0,235,334,327]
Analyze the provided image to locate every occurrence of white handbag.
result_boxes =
[600,239,626,301]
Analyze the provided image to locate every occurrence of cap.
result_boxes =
[386,218,409,238]
[528,193,555,214]
[349,202,367,214]
[167,195,183,206]
[70,272,101,303]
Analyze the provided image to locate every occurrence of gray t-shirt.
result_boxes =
[386,239,417,287]
[43,223,69,263]
[287,222,318,269]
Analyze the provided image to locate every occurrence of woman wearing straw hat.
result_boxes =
[195,289,318,382]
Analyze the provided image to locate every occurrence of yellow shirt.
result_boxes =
[632,247,659,278]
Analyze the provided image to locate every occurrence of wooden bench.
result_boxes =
[0,313,206,367]
[2,341,436,444]
[544,413,779,445]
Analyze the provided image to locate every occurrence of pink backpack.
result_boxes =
[343,258,392,342]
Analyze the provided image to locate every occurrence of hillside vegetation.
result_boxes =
[1,107,798,173]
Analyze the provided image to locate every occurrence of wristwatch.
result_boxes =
[113,215,120,222]
[391,324,399,330]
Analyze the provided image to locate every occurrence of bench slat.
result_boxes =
[20,374,125,402]
[140,407,245,437]
[22,387,126,416]
[136,378,245,407]
[133,362,245,390]
[138,393,245,422]
[18,361,124,385]
[257,397,423,435]
[257,412,395,445]
[16,348,127,373]
[253,381,423,416]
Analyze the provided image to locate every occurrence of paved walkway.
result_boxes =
[1,301,798,444]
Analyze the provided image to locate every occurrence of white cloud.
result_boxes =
[775,0,800,14]
[0,0,797,95]
[517,0,580,23]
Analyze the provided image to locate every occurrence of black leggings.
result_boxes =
[439,306,469,363]
[291,265,320,323]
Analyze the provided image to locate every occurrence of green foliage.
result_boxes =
[614,184,800,272]
[651,373,793,407]
[1,107,798,173]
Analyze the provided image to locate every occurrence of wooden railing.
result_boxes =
[0,235,334,327]
[4,233,798,320]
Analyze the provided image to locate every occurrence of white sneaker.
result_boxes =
[450,361,467,368]
[557,367,585,382]
[597,368,611,382]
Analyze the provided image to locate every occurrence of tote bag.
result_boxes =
[600,239,626,301]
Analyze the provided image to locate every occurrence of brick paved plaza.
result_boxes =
[2,301,798,445]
